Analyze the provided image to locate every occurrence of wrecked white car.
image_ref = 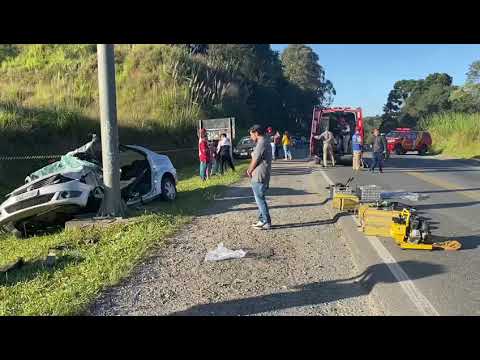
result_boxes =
[0,137,177,237]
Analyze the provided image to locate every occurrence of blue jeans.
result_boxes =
[283,145,292,159]
[370,152,384,171]
[200,161,208,180]
[251,181,271,224]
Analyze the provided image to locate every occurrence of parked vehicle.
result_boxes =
[0,137,177,238]
[385,128,432,155]
[309,106,364,165]
[233,136,255,159]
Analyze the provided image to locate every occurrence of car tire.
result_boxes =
[418,145,427,156]
[161,175,177,201]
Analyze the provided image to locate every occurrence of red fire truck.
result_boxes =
[385,128,432,155]
[309,106,364,165]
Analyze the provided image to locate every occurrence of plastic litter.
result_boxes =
[380,191,430,202]
[204,242,247,262]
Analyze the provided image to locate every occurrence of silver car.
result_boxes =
[0,138,177,237]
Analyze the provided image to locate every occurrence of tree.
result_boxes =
[281,44,324,92]
[205,44,289,127]
[466,60,480,84]
[280,44,335,131]
[381,73,454,130]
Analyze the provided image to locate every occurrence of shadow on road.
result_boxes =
[169,260,445,316]
[414,188,480,194]
[218,200,331,214]
[377,155,480,174]
[414,201,480,211]
[271,212,349,230]
[271,167,313,176]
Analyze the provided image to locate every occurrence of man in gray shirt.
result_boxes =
[247,124,272,230]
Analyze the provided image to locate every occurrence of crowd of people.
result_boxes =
[198,127,300,181]
[198,123,389,231]
[198,129,236,181]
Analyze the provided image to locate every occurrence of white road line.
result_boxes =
[319,168,440,316]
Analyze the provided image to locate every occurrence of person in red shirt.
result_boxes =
[199,129,210,181]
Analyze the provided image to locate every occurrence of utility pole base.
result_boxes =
[97,198,128,219]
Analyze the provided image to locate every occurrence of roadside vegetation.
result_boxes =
[420,112,480,158]
[0,44,334,193]
[0,162,249,315]
[377,60,480,158]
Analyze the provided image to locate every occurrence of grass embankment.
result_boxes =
[421,112,480,159]
[0,161,249,315]
[0,45,225,191]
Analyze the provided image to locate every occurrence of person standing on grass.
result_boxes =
[282,131,293,160]
[352,128,362,171]
[198,129,210,181]
[247,124,272,230]
[314,128,335,167]
[208,139,218,177]
[369,128,387,174]
[217,133,235,175]
[274,130,282,159]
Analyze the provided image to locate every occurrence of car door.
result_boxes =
[119,146,154,205]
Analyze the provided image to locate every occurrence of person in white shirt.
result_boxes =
[217,133,235,174]
[314,129,336,167]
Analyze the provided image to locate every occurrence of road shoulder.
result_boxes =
[89,160,382,316]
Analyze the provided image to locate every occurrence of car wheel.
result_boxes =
[418,145,427,156]
[161,175,177,201]
[395,145,403,155]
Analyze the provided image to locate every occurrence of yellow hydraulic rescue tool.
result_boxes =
[390,209,461,251]
[358,204,461,251]
[330,177,461,251]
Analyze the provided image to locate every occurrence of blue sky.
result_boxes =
[271,44,480,117]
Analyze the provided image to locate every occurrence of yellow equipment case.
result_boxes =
[358,203,402,237]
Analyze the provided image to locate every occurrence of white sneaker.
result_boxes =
[253,222,271,230]
[261,223,272,230]
[252,221,266,228]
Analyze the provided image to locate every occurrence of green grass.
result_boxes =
[0,44,254,193]
[420,112,480,158]
[0,161,249,315]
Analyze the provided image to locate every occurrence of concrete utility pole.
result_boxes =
[96,44,126,218]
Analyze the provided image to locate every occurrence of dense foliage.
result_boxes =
[0,44,334,192]
[380,61,480,132]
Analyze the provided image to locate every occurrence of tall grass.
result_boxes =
[0,45,223,192]
[420,112,480,158]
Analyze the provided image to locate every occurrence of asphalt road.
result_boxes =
[321,152,480,315]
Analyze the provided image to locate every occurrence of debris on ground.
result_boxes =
[204,242,247,262]
[380,191,430,202]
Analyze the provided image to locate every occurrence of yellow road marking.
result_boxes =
[405,171,480,202]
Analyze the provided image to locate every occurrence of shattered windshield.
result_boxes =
[27,155,101,182]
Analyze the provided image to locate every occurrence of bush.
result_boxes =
[420,112,480,158]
